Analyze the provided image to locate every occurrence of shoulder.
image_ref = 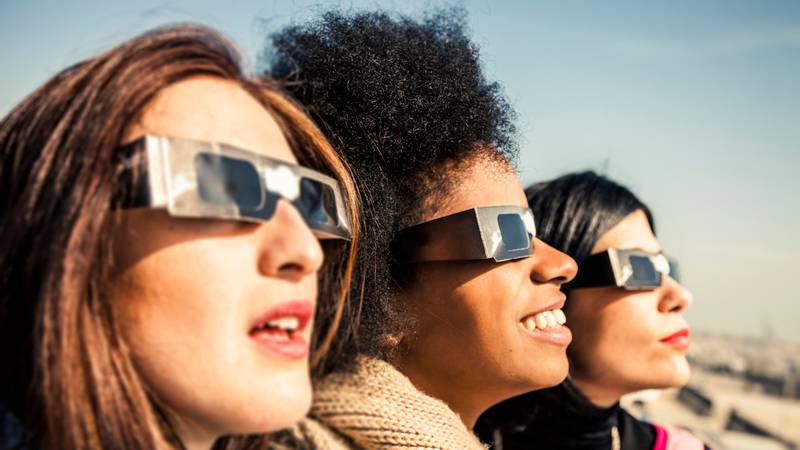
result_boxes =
[651,423,708,450]
[618,408,708,450]
[618,407,657,449]
[269,417,357,450]
[312,357,487,450]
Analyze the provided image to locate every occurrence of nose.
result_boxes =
[657,275,693,313]
[255,200,324,281]
[529,238,578,285]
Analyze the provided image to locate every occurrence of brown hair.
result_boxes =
[0,24,359,449]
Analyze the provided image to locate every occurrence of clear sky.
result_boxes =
[2,0,798,341]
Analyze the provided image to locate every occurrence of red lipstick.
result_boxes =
[660,328,690,349]
[249,300,314,359]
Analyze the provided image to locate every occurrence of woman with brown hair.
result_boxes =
[0,24,359,449]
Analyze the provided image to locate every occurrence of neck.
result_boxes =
[174,417,219,450]
[395,359,490,429]
[518,381,624,448]
[569,376,624,409]
[181,436,216,450]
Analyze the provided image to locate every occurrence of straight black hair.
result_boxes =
[526,171,654,294]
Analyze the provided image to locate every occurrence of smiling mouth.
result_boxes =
[520,307,567,332]
[517,298,572,346]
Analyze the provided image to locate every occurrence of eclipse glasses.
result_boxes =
[396,206,537,262]
[118,135,351,240]
[572,248,680,290]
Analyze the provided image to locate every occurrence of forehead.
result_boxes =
[124,76,296,164]
[592,209,661,254]
[422,157,526,222]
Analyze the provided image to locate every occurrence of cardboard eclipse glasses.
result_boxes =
[396,206,537,262]
[118,135,351,240]
[397,207,680,291]
[572,248,680,290]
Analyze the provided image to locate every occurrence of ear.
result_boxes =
[381,331,404,349]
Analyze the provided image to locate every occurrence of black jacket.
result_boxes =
[475,382,708,450]
[0,404,37,450]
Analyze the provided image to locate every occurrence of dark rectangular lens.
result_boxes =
[194,153,263,210]
[294,178,339,227]
[497,213,529,251]
[629,255,658,283]
[668,259,680,282]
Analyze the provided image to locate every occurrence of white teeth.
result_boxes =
[521,308,567,331]
[534,314,548,330]
[545,311,557,328]
[266,317,299,331]
[554,309,567,325]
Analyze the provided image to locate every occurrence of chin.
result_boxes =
[670,356,692,387]
[229,390,312,434]
[647,355,691,390]
[517,358,569,393]
[230,372,314,434]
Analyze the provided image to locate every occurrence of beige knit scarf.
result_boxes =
[285,356,487,450]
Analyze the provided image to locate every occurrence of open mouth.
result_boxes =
[517,298,572,346]
[250,316,304,341]
[520,307,567,332]
[249,300,314,359]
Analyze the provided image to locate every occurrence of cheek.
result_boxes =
[408,281,484,354]
[460,266,570,389]
[568,293,689,389]
[436,266,522,344]
[109,240,313,434]
[407,264,568,392]
[112,245,240,352]
[110,244,247,408]
[568,295,655,368]
[406,267,519,373]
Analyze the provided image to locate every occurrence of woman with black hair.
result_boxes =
[266,9,578,449]
[475,171,708,450]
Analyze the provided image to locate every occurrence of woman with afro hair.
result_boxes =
[265,8,578,449]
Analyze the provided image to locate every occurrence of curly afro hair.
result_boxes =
[264,8,518,372]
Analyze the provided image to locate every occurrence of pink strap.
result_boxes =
[652,423,706,450]
[652,424,668,450]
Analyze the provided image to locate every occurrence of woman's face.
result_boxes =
[396,159,578,425]
[109,77,324,442]
[567,209,694,398]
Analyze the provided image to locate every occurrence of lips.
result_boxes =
[249,300,314,359]
[518,295,572,346]
[519,322,573,346]
[660,328,690,349]
[520,295,566,321]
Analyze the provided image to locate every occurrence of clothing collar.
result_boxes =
[529,380,622,446]
[307,356,487,450]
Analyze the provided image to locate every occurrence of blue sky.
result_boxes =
[2,0,798,341]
